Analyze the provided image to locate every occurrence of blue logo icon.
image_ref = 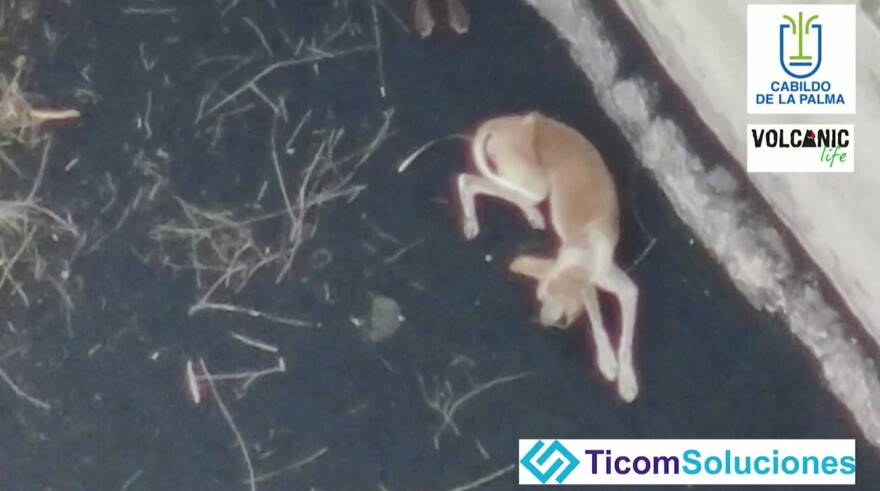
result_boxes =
[521,440,580,484]
[779,12,822,79]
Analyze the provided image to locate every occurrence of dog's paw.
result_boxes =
[524,208,546,230]
[463,217,479,240]
[539,300,564,327]
[617,364,639,403]
[596,351,619,383]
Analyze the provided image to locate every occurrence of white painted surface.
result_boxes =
[525,0,880,447]
[614,0,880,352]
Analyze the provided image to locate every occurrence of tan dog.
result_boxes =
[457,112,639,402]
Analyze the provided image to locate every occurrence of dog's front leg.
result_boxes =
[582,285,618,383]
[596,263,639,402]
[457,173,545,239]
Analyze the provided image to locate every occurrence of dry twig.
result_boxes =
[0,363,51,410]
[249,447,328,485]
[152,111,392,326]
[419,371,529,449]
[198,359,257,491]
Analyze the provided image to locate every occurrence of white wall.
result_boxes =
[526,0,880,447]
[614,0,880,357]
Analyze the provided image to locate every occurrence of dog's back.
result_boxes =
[532,115,620,246]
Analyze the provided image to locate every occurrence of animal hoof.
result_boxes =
[617,365,639,403]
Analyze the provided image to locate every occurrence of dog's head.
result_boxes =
[510,255,585,328]
[538,268,587,328]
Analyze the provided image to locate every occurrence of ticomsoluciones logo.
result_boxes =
[520,440,580,484]
[518,440,857,485]
[579,449,855,476]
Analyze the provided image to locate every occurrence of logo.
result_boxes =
[748,5,855,114]
[779,12,821,79]
[747,124,854,173]
[519,439,856,485]
[520,440,580,484]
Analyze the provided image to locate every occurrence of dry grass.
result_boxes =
[0,8,81,408]
[151,110,393,326]
[0,55,80,315]
[0,137,79,309]
[0,56,79,149]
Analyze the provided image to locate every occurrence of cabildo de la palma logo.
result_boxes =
[747,4,855,114]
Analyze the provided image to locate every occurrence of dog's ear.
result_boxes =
[509,255,553,280]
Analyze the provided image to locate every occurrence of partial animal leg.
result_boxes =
[457,173,545,239]
[446,0,471,34]
[535,238,624,384]
[413,0,435,38]
[512,251,622,387]
[509,255,553,280]
[595,263,639,402]
[582,285,618,383]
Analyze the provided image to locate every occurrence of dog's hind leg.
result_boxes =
[595,263,639,402]
[582,285,618,383]
[457,173,545,239]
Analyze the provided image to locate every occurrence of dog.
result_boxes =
[461,112,639,402]
[399,112,639,402]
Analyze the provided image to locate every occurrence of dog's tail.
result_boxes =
[396,133,471,173]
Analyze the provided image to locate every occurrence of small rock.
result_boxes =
[363,294,402,342]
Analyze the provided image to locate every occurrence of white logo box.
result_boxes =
[519,439,856,485]
[747,4,856,114]
[747,124,854,173]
